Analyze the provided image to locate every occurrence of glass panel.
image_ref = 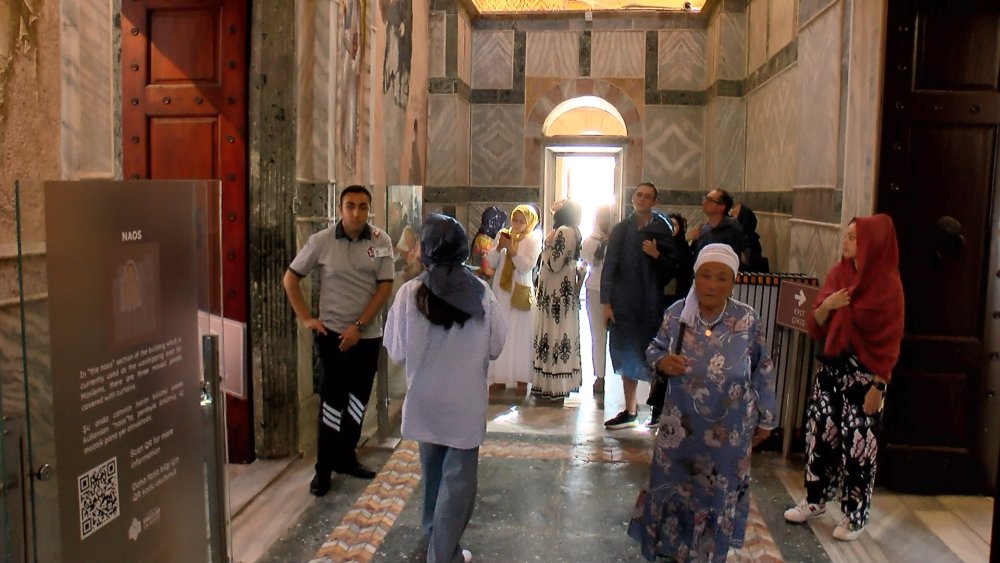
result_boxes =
[7,180,225,562]
[12,179,52,563]
[387,186,424,285]
[3,179,46,562]
[382,185,424,440]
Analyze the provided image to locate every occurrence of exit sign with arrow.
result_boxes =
[775,280,820,333]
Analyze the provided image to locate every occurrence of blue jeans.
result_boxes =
[419,442,479,563]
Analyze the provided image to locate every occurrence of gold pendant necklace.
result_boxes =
[696,301,728,337]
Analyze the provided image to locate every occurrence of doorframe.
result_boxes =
[541,137,627,234]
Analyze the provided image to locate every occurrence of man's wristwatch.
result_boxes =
[871,380,887,394]
[355,320,367,331]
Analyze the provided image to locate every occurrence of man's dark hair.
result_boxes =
[416,283,472,329]
[716,189,734,215]
[339,185,373,204]
[636,182,658,199]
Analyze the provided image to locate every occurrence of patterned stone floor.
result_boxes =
[307,436,783,563]
[253,305,994,563]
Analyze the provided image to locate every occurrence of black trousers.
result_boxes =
[314,331,381,473]
[646,375,666,413]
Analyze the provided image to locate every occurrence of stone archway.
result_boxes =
[523,78,643,186]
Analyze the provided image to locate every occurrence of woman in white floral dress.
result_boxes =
[531,200,582,400]
[628,244,777,562]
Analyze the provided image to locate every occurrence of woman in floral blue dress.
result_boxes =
[628,244,777,562]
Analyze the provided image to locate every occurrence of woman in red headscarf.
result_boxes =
[783,214,905,542]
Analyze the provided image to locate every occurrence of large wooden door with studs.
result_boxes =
[121,0,253,463]
[877,0,1000,494]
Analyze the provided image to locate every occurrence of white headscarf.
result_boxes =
[680,243,740,325]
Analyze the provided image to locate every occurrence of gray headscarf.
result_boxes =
[420,214,485,318]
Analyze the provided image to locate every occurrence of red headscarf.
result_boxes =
[808,214,905,378]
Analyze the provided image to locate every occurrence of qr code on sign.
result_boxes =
[78,456,121,540]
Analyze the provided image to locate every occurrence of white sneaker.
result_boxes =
[833,517,864,541]
[783,499,827,523]
[462,549,472,562]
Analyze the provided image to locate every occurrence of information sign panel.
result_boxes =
[45,181,210,563]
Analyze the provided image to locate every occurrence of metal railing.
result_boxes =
[734,273,820,456]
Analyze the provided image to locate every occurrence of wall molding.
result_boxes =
[746,39,798,93]
[429,78,472,100]
[424,186,540,203]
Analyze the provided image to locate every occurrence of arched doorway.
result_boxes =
[525,79,644,233]
[540,95,627,237]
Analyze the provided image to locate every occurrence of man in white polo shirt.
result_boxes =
[283,185,395,496]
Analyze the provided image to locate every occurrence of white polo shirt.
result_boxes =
[288,222,395,338]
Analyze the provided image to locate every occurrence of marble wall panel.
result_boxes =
[769,0,798,57]
[719,11,748,80]
[60,0,116,179]
[525,31,579,78]
[472,30,514,89]
[705,11,720,87]
[755,212,791,272]
[0,304,27,418]
[470,104,524,186]
[457,8,473,85]
[429,11,446,78]
[794,1,841,188]
[800,0,839,28]
[788,219,841,277]
[746,66,797,192]
[706,96,746,190]
[428,94,465,185]
[657,30,707,91]
[591,31,645,79]
[0,300,49,419]
[643,106,704,190]
[748,0,769,73]
[296,0,336,182]
[455,101,471,186]
[842,0,886,221]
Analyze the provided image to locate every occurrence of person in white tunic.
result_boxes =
[581,204,613,395]
[532,199,583,400]
[485,204,542,396]
[385,214,507,563]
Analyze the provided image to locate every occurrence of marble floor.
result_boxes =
[234,304,995,562]
[238,378,994,563]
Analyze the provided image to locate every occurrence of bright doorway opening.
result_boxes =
[542,144,624,235]
[554,154,617,239]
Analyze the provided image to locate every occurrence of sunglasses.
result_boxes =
[703,195,724,205]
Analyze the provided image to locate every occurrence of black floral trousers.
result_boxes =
[802,355,880,530]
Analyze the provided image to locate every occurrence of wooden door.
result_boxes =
[878,0,1000,493]
[122,0,253,462]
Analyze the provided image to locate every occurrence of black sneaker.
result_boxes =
[334,461,377,480]
[604,410,638,430]
[309,471,331,496]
